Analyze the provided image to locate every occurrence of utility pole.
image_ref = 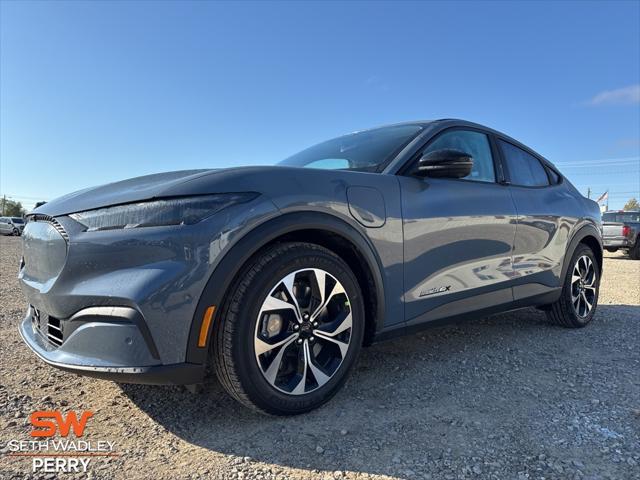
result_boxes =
[587,187,591,199]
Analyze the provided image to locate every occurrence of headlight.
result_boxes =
[69,193,258,231]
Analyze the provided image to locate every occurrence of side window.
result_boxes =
[422,130,496,183]
[499,140,549,187]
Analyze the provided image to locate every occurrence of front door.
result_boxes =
[398,128,518,323]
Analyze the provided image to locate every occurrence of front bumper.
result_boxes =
[19,306,205,385]
[19,198,277,367]
[17,195,279,379]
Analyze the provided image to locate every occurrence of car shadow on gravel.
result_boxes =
[119,305,639,477]
[603,253,635,261]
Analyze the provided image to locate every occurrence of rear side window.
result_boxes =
[422,129,496,182]
[603,212,640,222]
[499,140,549,187]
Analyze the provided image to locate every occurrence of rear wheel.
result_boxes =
[546,244,600,328]
[213,242,364,415]
[629,242,640,260]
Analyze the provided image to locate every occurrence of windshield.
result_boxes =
[278,124,423,172]
[11,217,24,224]
[602,212,640,223]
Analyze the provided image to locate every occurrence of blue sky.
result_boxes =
[1,1,639,210]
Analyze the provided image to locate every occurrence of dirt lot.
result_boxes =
[1,235,639,480]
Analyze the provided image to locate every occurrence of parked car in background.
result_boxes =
[0,217,25,236]
[17,119,603,415]
[602,210,640,259]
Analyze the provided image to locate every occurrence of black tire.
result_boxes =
[546,244,600,328]
[212,242,365,415]
[629,242,640,260]
[605,247,618,253]
[12,228,19,236]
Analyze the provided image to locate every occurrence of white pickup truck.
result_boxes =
[602,210,640,260]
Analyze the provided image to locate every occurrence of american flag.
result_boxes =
[595,191,608,204]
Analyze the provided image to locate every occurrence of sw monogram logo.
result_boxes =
[30,411,94,438]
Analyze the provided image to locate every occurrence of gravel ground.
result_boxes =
[1,235,639,480]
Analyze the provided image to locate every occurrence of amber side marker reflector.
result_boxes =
[198,306,216,347]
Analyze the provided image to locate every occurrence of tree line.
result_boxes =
[0,199,47,217]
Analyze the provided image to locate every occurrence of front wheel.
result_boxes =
[12,228,20,236]
[545,244,600,328]
[213,242,365,415]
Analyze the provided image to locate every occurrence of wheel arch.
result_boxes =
[561,223,603,281]
[185,211,386,365]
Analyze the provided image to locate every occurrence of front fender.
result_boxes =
[184,211,387,365]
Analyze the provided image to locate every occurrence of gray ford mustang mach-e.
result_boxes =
[19,119,602,415]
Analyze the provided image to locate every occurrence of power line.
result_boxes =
[557,160,638,165]
[572,189,640,193]
[555,156,640,164]
[0,193,50,201]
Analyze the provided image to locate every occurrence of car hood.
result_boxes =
[32,165,382,218]
[33,169,219,217]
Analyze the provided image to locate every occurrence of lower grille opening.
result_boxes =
[47,316,64,347]
[31,306,64,348]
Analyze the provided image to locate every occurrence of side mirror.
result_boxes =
[416,149,473,178]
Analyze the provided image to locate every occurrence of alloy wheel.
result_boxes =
[571,255,597,318]
[254,268,352,395]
